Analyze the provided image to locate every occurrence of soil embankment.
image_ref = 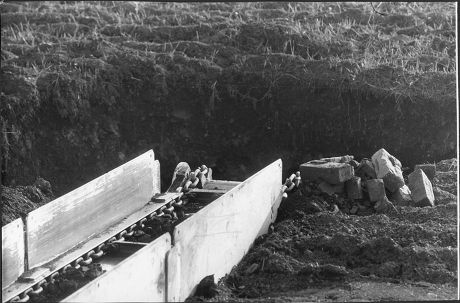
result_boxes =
[1,2,457,197]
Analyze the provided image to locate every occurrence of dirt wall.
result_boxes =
[1,2,457,196]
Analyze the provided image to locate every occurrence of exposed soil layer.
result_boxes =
[189,159,457,301]
[1,2,457,197]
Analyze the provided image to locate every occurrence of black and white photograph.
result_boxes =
[1,1,458,302]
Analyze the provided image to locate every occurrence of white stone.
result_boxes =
[371,148,405,192]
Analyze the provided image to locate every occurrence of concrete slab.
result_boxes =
[371,148,404,192]
[390,185,413,206]
[62,233,171,302]
[414,164,436,181]
[26,150,161,269]
[366,179,386,202]
[2,219,24,290]
[320,155,354,163]
[408,169,435,207]
[300,161,354,184]
[167,160,283,302]
[346,177,363,200]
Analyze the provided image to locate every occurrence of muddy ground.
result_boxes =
[187,158,458,301]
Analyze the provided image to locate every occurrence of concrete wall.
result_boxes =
[1,218,25,289]
[62,233,171,302]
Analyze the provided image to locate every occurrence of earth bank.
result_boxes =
[1,2,456,196]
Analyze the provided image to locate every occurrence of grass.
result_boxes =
[1,2,456,70]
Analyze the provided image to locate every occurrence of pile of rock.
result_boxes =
[299,148,436,215]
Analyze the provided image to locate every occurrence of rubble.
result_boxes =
[414,164,436,181]
[209,157,457,302]
[390,185,413,206]
[318,181,344,195]
[355,159,377,180]
[296,148,443,216]
[320,155,354,163]
[408,169,435,207]
[366,179,386,202]
[345,176,363,200]
[300,161,354,184]
[371,148,405,192]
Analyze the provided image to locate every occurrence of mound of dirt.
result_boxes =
[192,158,457,301]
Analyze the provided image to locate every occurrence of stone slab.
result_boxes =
[371,148,404,192]
[320,155,354,163]
[390,185,413,206]
[300,161,354,184]
[408,169,435,207]
[414,164,436,181]
[167,160,283,302]
[26,150,161,269]
[366,179,386,202]
[346,177,363,200]
[2,219,25,290]
[62,233,171,302]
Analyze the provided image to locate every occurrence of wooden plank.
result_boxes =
[62,233,171,302]
[2,193,178,303]
[202,180,241,191]
[167,160,283,302]
[1,219,24,289]
[26,150,160,269]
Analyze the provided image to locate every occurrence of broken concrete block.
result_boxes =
[346,177,362,200]
[414,164,436,181]
[371,148,405,192]
[390,185,413,206]
[355,159,377,180]
[408,169,435,207]
[366,179,386,202]
[318,182,344,195]
[300,162,354,185]
[320,155,354,163]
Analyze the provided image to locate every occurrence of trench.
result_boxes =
[27,190,216,302]
[2,64,456,197]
